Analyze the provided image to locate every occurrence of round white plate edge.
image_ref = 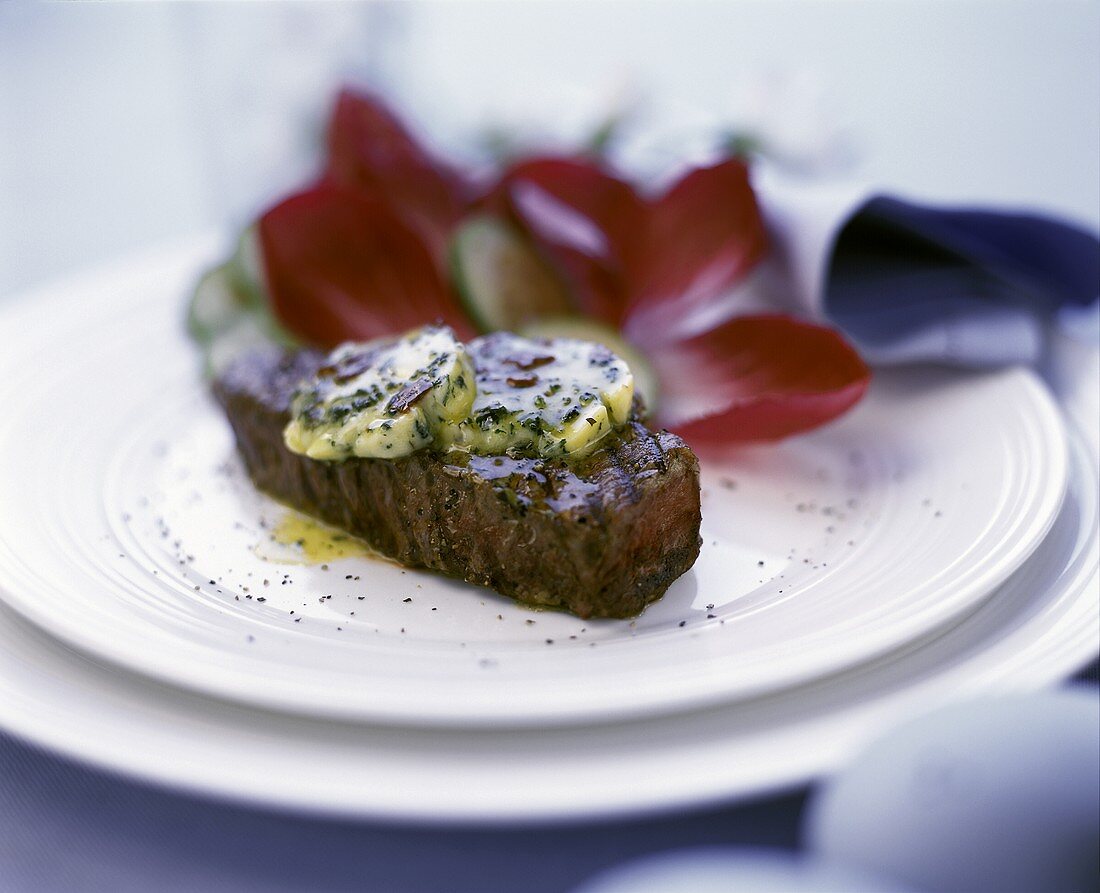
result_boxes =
[0,233,1091,821]
[0,235,1075,728]
[0,443,1092,825]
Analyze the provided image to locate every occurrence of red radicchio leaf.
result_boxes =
[492,157,648,326]
[650,315,870,443]
[625,158,769,338]
[259,184,474,349]
[324,88,470,261]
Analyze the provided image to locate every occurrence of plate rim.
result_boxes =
[0,235,1075,727]
[0,420,1093,824]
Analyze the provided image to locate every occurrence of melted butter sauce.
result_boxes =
[254,509,389,565]
[458,453,549,483]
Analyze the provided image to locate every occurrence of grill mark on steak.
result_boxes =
[213,348,702,619]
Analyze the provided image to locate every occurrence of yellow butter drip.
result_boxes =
[255,510,379,564]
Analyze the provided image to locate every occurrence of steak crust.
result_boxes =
[213,349,702,619]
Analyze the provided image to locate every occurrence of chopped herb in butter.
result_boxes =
[284,326,635,462]
[284,326,475,459]
[442,332,633,459]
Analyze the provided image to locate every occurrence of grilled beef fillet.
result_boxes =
[213,349,702,619]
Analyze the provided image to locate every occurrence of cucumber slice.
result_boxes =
[186,263,244,345]
[187,227,269,345]
[199,304,297,379]
[188,227,296,377]
[225,225,266,309]
[519,317,660,417]
[450,215,574,332]
[202,315,278,379]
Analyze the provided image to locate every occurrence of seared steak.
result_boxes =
[213,349,701,618]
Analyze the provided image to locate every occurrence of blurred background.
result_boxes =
[0,6,1097,891]
[1,0,1097,301]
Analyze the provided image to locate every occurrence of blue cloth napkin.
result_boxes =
[755,173,1099,367]
[825,197,1100,366]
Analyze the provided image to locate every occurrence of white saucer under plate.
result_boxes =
[0,237,1070,726]
[0,364,1093,822]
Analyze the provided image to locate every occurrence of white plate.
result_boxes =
[0,381,1093,823]
[0,237,1069,726]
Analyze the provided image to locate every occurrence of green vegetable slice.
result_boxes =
[202,316,279,379]
[519,317,660,417]
[186,263,244,345]
[187,226,296,378]
[225,225,266,309]
[186,227,269,344]
[450,215,574,332]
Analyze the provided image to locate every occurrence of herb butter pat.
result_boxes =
[284,326,475,460]
[284,326,635,461]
